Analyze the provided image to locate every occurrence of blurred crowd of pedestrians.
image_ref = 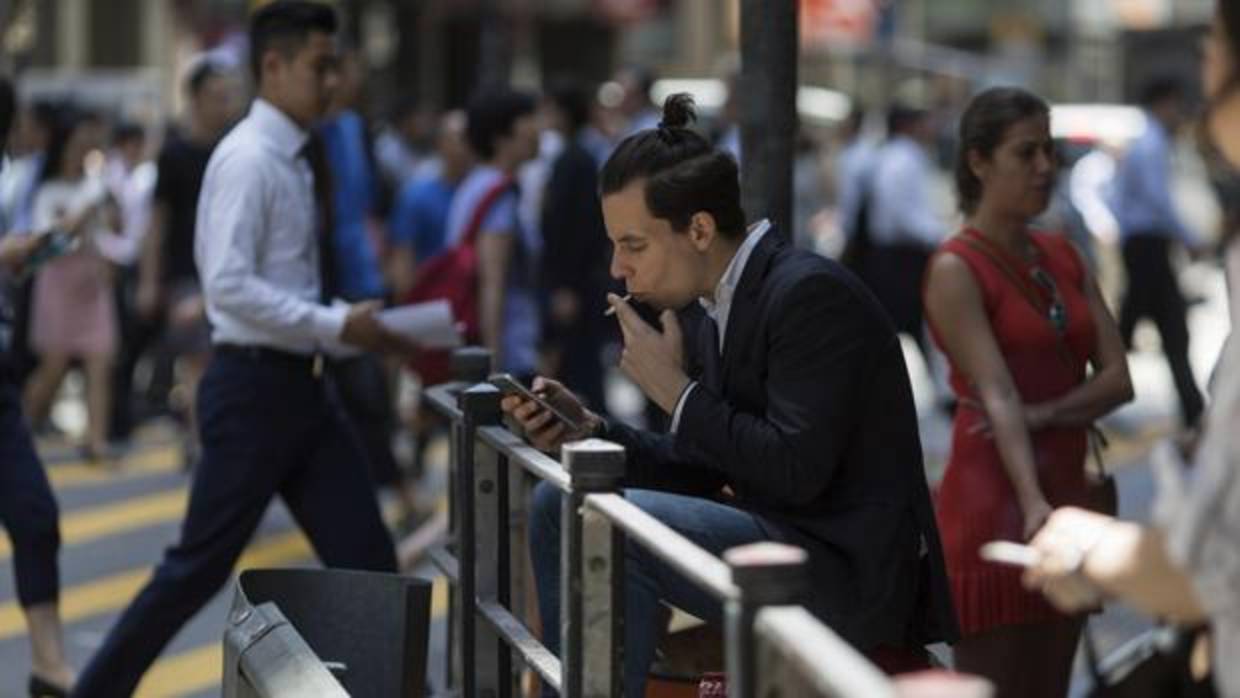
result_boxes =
[0,0,1238,696]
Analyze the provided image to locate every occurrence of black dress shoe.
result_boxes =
[28,675,69,698]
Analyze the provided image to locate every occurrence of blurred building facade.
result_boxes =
[0,0,1220,125]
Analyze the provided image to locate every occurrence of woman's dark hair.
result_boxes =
[600,93,746,238]
[248,0,337,83]
[954,86,1050,215]
[1204,4,1240,133]
[465,88,537,161]
[1203,1,1240,242]
[1222,0,1240,62]
[39,106,98,185]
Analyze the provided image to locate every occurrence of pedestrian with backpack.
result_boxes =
[429,89,541,382]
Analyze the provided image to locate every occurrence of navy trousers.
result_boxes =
[0,372,61,607]
[73,350,397,697]
[1119,234,1205,427]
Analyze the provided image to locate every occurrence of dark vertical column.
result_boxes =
[739,0,798,239]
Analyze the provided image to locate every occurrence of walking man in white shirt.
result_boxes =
[865,103,945,357]
[73,4,411,695]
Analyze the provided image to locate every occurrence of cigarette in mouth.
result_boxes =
[603,294,632,317]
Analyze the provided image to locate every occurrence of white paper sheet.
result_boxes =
[377,300,463,349]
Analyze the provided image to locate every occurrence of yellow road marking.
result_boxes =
[0,498,408,640]
[0,529,313,641]
[132,576,451,698]
[134,644,223,698]
[0,489,189,560]
[47,445,183,489]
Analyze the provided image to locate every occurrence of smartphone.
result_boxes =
[17,229,77,281]
[979,541,1042,569]
[488,373,584,431]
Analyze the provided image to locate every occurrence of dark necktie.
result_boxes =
[299,132,337,302]
[699,313,722,391]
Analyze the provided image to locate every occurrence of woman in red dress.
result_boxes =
[923,87,1133,697]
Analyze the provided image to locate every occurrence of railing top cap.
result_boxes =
[561,438,625,486]
[724,542,807,569]
[562,438,624,455]
[451,347,493,380]
[726,542,810,603]
[894,670,996,698]
[462,383,501,395]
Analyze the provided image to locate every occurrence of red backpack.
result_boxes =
[403,175,514,385]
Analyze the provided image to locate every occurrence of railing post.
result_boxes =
[561,439,626,698]
[476,396,515,698]
[451,346,493,386]
[459,382,503,698]
[444,347,492,694]
[723,543,808,698]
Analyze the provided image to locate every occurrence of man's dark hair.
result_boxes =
[619,65,656,103]
[546,77,592,135]
[30,100,59,135]
[600,93,746,239]
[886,103,926,136]
[465,89,536,161]
[186,59,227,97]
[113,120,145,146]
[1139,75,1186,109]
[248,0,337,84]
[843,102,866,135]
[954,86,1050,215]
[0,77,14,154]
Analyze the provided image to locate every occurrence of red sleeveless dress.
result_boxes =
[926,228,1097,636]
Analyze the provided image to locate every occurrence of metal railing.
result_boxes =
[222,580,348,697]
[429,347,900,698]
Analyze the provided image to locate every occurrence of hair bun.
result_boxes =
[659,93,697,130]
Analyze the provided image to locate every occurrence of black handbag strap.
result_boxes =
[957,229,1075,367]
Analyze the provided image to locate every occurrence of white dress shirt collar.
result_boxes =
[699,218,771,351]
[668,218,772,432]
[249,98,310,161]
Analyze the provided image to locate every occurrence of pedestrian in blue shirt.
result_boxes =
[447,89,542,379]
[317,46,403,489]
[1111,77,1205,428]
[387,110,473,300]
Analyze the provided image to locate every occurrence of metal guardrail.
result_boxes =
[429,347,901,698]
[222,581,348,697]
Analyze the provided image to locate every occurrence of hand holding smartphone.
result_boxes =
[489,373,585,432]
[15,229,78,281]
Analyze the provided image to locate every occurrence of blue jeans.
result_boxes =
[529,482,769,697]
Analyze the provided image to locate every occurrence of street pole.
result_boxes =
[739,0,797,240]
[477,0,512,90]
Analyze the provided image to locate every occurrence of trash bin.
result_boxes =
[234,568,433,697]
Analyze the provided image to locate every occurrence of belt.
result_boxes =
[213,343,328,378]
